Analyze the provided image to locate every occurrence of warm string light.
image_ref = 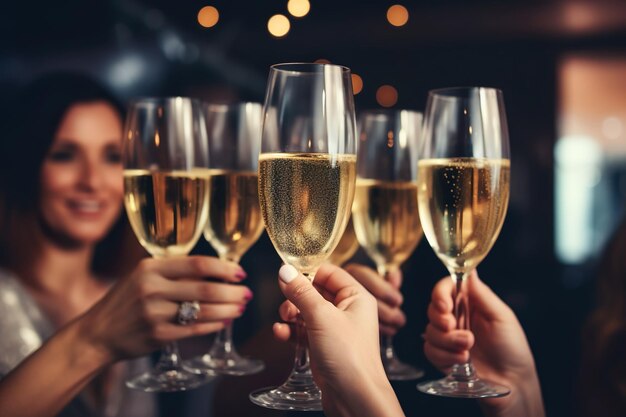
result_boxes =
[351,74,363,95]
[387,5,409,27]
[197,6,219,28]
[287,0,311,18]
[376,85,398,107]
[268,14,291,37]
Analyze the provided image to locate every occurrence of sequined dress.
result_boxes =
[0,268,158,417]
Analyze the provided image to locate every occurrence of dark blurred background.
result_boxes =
[3,1,626,416]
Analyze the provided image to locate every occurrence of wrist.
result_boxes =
[323,363,404,417]
[479,371,544,417]
[63,317,115,371]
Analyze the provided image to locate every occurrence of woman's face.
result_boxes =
[39,101,124,246]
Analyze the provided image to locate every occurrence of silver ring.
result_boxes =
[177,301,200,325]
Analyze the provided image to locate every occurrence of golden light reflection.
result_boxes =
[287,0,311,18]
[197,6,219,28]
[268,14,291,37]
[376,85,398,107]
[315,58,331,64]
[351,73,363,95]
[387,5,409,27]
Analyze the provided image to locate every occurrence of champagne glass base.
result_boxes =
[126,368,215,392]
[382,356,424,381]
[249,372,322,411]
[417,376,510,398]
[185,353,265,376]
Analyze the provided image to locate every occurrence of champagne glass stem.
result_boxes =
[210,253,241,354]
[377,266,424,380]
[293,314,311,373]
[156,342,182,371]
[211,322,234,354]
[449,271,477,381]
[378,266,401,361]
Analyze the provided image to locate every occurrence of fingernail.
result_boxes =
[239,304,247,314]
[235,267,247,280]
[223,319,233,326]
[244,288,254,302]
[279,264,299,284]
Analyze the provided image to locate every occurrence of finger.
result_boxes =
[380,323,398,337]
[278,265,329,322]
[378,302,406,328]
[344,264,403,306]
[278,300,299,323]
[427,302,456,331]
[424,324,474,352]
[162,279,253,304]
[196,303,246,322]
[272,322,292,342]
[386,268,403,290]
[139,256,246,282]
[467,270,514,321]
[424,342,470,371]
[430,276,455,314]
[310,263,366,298]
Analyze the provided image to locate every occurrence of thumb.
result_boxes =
[467,270,512,321]
[278,264,327,322]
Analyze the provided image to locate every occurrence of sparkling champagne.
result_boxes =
[258,153,356,275]
[328,216,359,266]
[204,170,264,260]
[124,169,209,258]
[417,158,510,272]
[352,179,422,272]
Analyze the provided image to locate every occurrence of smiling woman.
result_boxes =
[0,73,253,417]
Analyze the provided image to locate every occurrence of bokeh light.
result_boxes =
[376,85,398,107]
[387,5,409,27]
[351,74,363,95]
[314,58,331,64]
[287,0,311,18]
[197,6,219,28]
[268,14,291,37]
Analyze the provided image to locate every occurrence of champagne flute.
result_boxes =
[351,109,425,381]
[328,215,359,266]
[123,97,213,391]
[184,102,265,376]
[416,87,511,398]
[249,63,357,411]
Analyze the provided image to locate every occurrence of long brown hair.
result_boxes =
[0,72,142,278]
[579,216,626,416]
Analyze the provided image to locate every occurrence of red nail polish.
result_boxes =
[235,268,248,280]
[244,289,254,301]
[223,319,233,326]
[239,304,247,314]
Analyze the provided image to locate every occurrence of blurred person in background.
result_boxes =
[0,73,251,417]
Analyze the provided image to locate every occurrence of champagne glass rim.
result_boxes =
[359,108,423,118]
[127,96,202,106]
[270,62,351,74]
[428,86,503,98]
[203,101,263,112]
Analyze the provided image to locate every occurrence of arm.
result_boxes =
[0,256,251,417]
[424,270,545,417]
[274,264,405,417]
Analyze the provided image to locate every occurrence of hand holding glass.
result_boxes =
[250,63,357,411]
[185,102,265,376]
[123,98,212,392]
[417,87,511,398]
